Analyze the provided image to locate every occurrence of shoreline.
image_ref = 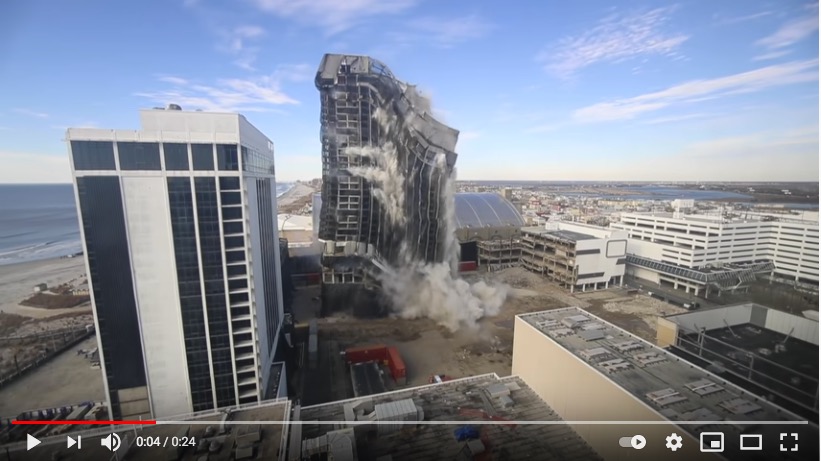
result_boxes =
[0,256,88,319]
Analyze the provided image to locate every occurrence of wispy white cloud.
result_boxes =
[158,76,189,86]
[249,0,417,35]
[137,65,308,112]
[752,49,793,61]
[13,108,49,118]
[715,11,773,26]
[390,14,493,48]
[574,59,818,122]
[537,6,688,78]
[272,63,314,82]
[641,112,714,125]
[218,25,267,71]
[756,10,819,50]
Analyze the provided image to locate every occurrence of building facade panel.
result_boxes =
[613,212,819,289]
[74,175,148,419]
[122,176,192,417]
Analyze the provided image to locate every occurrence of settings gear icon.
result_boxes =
[665,432,684,451]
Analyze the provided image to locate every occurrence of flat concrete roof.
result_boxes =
[518,308,813,454]
[2,401,290,461]
[299,373,601,461]
[521,227,597,242]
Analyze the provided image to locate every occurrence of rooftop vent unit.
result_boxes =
[166,103,182,111]
[302,427,357,461]
[373,399,424,436]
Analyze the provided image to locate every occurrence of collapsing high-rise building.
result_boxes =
[315,54,459,317]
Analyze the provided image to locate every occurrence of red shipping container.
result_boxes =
[345,345,388,364]
[458,261,477,272]
[386,346,406,384]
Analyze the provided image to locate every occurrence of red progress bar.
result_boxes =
[12,420,156,425]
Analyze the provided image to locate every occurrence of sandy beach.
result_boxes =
[0,257,89,319]
[278,182,319,213]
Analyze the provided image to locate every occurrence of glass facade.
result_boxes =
[241,145,275,175]
[195,177,237,408]
[256,178,280,350]
[192,144,215,171]
[118,142,161,170]
[164,143,189,171]
[167,177,214,411]
[216,144,239,171]
[71,140,116,170]
[76,176,146,419]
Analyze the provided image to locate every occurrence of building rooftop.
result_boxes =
[298,373,600,461]
[663,303,819,420]
[620,211,819,226]
[3,401,290,461]
[521,227,597,242]
[518,307,812,452]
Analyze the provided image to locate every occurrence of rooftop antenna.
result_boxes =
[775,327,794,353]
[723,319,740,338]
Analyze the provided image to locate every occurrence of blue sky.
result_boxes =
[0,0,818,183]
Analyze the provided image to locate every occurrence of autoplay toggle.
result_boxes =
[619,435,647,450]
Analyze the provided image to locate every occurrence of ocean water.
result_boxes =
[0,182,293,266]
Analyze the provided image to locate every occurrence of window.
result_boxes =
[223,221,244,234]
[224,236,244,249]
[118,142,161,170]
[221,191,241,205]
[219,176,240,190]
[217,144,239,171]
[222,207,243,220]
[71,140,115,170]
[226,250,245,263]
[164,143,189,170]
[227,264,247,277]
[192,144,214,170]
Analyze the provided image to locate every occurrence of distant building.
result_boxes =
[611,212,819,296]
[520,222,628,292]
[67,107,286,419]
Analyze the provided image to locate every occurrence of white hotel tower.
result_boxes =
[67,106,285,419]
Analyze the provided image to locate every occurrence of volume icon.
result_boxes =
[101,433,121,451]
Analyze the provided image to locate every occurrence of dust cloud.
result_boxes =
[345,107,508,331]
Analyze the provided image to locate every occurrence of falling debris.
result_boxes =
[316,53,506,331]
[346,109,507,332]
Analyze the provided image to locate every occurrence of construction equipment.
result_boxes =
[428,374,454,384]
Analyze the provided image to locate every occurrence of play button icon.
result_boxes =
[27,434,41,451]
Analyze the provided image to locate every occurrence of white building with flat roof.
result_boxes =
[611,212,819,296]
[521,222,628,292]
[67,107,286,419]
